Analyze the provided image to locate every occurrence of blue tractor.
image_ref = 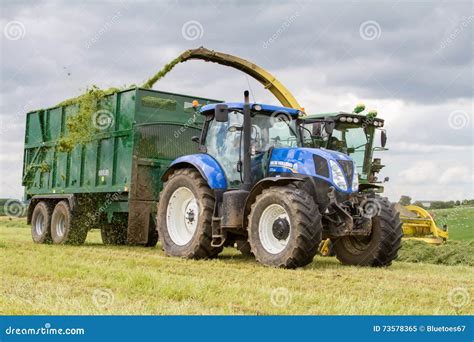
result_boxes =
[157,91,402,268]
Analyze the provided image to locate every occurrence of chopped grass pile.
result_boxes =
[397,240,474,266]
[54,54,186,152]
[56,86,123,152]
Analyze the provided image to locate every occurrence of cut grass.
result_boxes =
[398,240,474,266]
[0,217,472,315]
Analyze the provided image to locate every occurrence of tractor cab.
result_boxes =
[299,107,388,191]
[198,103,301,188]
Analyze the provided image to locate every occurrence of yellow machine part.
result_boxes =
[319,204,449,256]
[179,47,302,110]
[399,205,448,244]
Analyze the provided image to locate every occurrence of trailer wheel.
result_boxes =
[333,196,403,266]
[100,215,127,245]
[248,185,322,268]
[51,201,88,245]
[31,201,53,244]
[157,168,222,258]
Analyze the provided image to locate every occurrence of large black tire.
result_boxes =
[333,196,403,266]
[156,168,222,259]
[248,185,322,268]
[51,201,88,245]
[31,201,53,244]
[101,215,127,245]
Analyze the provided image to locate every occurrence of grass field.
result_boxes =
[431,206,474,241]
[1,214,473,315]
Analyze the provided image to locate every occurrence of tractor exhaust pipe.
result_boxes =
[242,90,252,191]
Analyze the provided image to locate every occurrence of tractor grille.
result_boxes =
[337,160,354,184]
[313,154,329,177]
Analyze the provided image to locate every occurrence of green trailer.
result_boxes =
[23,87,220,246]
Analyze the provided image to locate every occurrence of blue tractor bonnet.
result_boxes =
[268,147,357,193]
[200,102,301,117]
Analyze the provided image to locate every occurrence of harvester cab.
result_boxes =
[301,105,448,247]
[157,92,402,268]
[300,105,388,193]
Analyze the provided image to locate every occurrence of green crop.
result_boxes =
[56,86,122,152]
[397,240,474,266]
[142,56,183,89]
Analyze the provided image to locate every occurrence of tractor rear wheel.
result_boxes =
[157,168,222,259]
[248,185,322,268]
[333,196,403,266]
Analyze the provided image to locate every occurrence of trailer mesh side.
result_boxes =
[137,124,201,160]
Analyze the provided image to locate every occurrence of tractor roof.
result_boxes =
[200,102,301,117]
[304,111,384,125]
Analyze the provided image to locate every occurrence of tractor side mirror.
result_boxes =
[215,104,229,122]
[381,130,387,148]
[325,120,335,135]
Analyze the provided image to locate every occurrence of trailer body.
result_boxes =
[23,87,220,244]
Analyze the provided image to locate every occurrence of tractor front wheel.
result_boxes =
[333,196,403,266]
[248,185,322,268]
[157,168,222,259]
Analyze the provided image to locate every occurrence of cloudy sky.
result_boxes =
[1,0,472,202]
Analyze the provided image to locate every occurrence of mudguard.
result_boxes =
[162,154,228,190]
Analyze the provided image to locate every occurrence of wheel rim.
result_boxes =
[258,204,291,254]
[55,212,66,238]
[34,212,44,236]
[166,187,199,246]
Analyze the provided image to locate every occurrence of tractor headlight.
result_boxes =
[352,171,359,192]
[329,160,348,191]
